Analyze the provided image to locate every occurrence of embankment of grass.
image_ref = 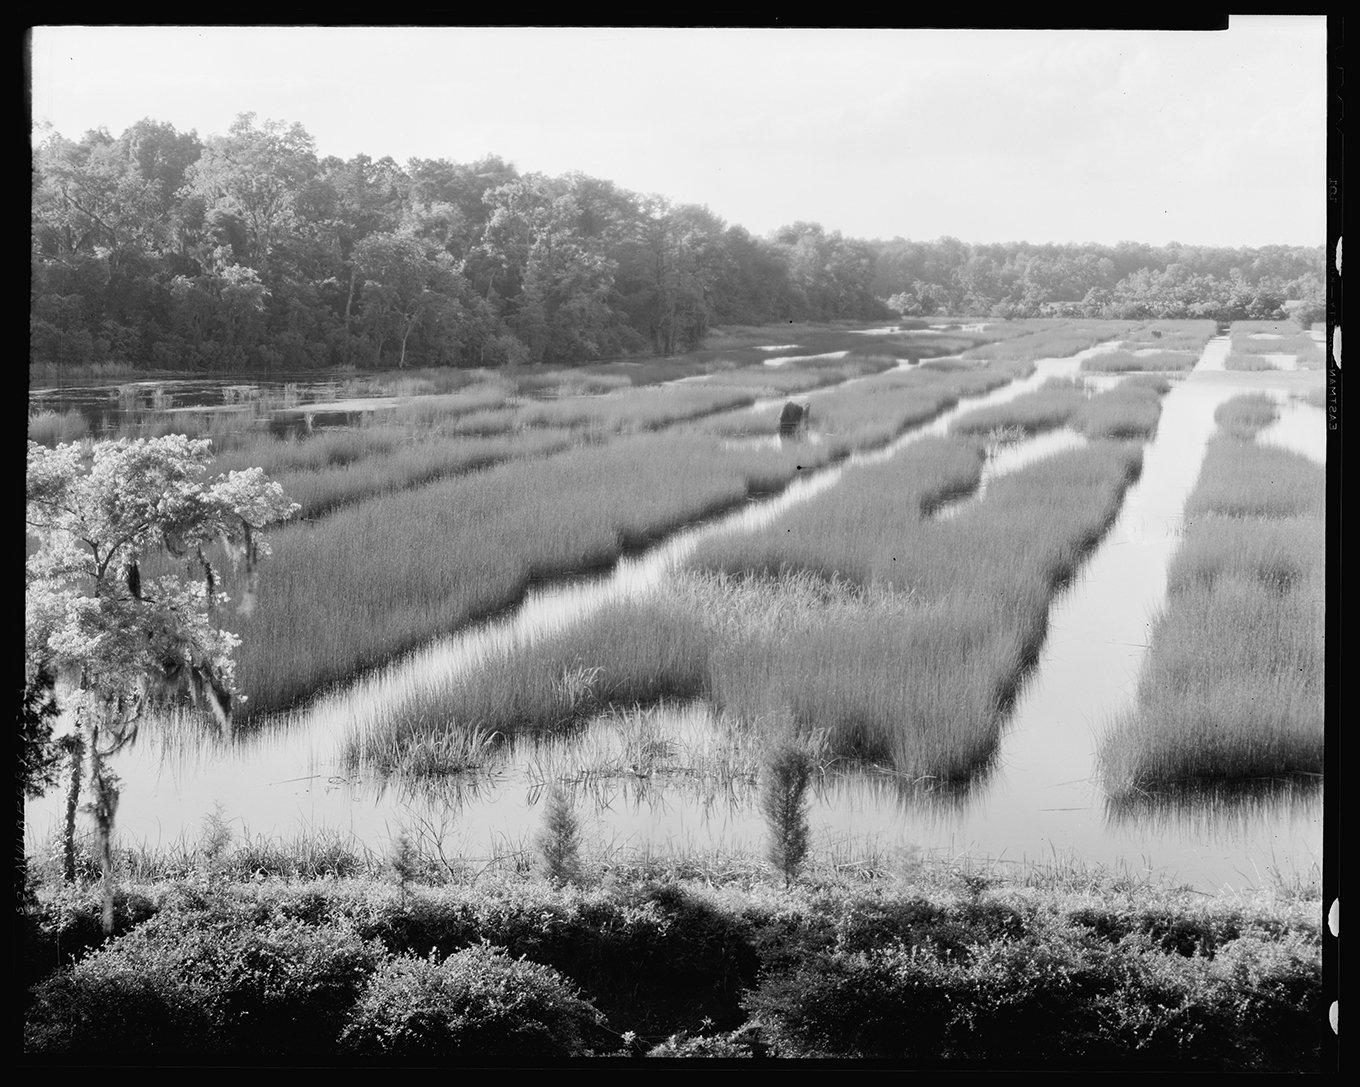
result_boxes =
[346,438,987,768]
[950,379,1088,436]
[1080,349,1200,373]
[23,854,1322,1067]
[220,434,829,717]
[698,320,1025,363]
[1183,435,1325,520]
[674,437,1146,781]
[1225,322,1324,371]
[787,363,1024,449]
[960,320,1141,363]
[1212,394,1278,440]
[1119,320,1217,353]
[1071,376,1170,439]
[206,427,575,519]
[1099,405,1325,795]
[1225,352,1288,371]
[949,375,1169,442]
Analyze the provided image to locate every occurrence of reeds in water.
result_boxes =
[27,409,90,446]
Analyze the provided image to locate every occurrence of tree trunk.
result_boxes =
[344,264,357,328]
[62,732,84,884]
[91,759,119,935]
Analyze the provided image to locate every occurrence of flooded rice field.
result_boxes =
[25,335,1327,891]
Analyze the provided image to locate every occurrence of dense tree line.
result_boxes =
[31,114,1325,373]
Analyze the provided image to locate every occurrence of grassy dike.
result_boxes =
[1098,395,1325,796]
[22,839,1322,1067]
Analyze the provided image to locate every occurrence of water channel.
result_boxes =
[25,338,1327,891]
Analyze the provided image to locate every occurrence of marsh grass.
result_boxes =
[1225,323,1322,371]
[1099,419,1325,795]
[230,430,577,520]
[1183,437,1325,520]
[346,568,933,780]
[686,356,895,393]
[1212,394,1278,441]
[790,365,1024,449]
[516,700,767,798]
[1225,353,1287,371]
[1120,320,1217,353]
[101,350,1029,722]
[960,320,1140,363]
[513,386,757,431]
[683,438,1145,782]
[198,431,833,716]
[949,378,1088,436]
[1070,376,1169,439]
[1293,339,1326,369]
[27,409,91,445]
[698,321,1014,361]
[1228,321,1312,355]
[353,598,712,757]
[1080,349,1200,372]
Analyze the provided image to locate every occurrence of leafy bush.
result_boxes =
[339,942,607,1058]
[647,1029,757,1057]
[742,924,1321,1067]
[25,909,384,1058]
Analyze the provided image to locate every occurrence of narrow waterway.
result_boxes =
[25,338,1325,890]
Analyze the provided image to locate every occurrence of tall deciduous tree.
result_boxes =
[179,113,317,275]
[25,436,298,930]
[354,231,465,368]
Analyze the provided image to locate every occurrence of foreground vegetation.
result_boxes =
[1099,395,1325,798]
[22,834,1322,1067]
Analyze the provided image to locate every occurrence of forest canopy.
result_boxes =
[31,113,1326,373]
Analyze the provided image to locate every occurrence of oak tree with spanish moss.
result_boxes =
[24,434,298,930]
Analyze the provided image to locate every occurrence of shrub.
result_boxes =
[648,1029,757,1057]
[536,787,584,886]
[25,909,384,1058]
[761,742,812,887]
[338,942,607,1058]
[742,926,1320,1067]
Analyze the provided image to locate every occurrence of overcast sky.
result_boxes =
[29,22,1327,249]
